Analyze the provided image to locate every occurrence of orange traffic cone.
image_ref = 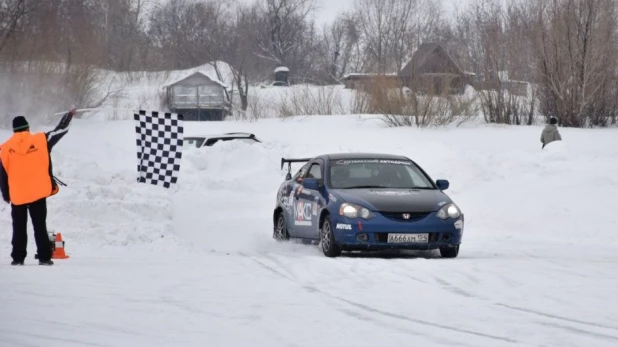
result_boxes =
[52,233,70,259]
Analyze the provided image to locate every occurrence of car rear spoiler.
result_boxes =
[280,157,312,170]
[281,157,312,179]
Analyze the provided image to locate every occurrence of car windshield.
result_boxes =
[185,137,205,147]
[328,159,435,189]
[204,137,258,146]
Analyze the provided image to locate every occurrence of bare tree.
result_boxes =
[249,0,320,82]
[456,0,536,125]
[149,0,232,70]
[313,12,364,83]
[529,0,618,127]
[0,0,33,53]
[224,4,263,112]
[354,0,443,73]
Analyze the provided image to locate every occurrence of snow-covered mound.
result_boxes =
[540,140,570,161]
[1,116,618,347]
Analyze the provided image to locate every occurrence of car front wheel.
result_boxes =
[439,245,459,258]
[320,217,341,257]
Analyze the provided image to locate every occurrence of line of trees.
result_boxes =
[1,0,617,127]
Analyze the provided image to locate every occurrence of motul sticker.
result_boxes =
[336,223,352,230]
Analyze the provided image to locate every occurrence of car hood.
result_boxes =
[331,188,452,213]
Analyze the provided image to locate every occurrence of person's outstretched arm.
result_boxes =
[46,108,76,152]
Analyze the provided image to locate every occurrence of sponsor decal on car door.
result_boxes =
[294,200,313,226]
[297,161,323,238]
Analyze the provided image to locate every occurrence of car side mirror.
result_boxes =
[302,178,320,190]
[436,179,450,191]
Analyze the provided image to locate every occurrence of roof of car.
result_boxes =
[185,132,257,139]
[322,152,411,161]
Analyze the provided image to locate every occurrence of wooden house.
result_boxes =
[399,42,475,94]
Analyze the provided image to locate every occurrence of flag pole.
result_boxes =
[52,108,138,116]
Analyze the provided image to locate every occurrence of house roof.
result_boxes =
[400,42,465,76]
[165,71,228,89]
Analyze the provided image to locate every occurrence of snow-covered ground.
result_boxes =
[1,115,618,347]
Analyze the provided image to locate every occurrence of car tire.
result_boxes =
[439,245,459,258]
[320,216,341,257]
[274,212,289,241]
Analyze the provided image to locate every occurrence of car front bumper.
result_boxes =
[332,212,464,251]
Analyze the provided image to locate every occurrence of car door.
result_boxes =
[283,162,310,238]
[295,160,325,239]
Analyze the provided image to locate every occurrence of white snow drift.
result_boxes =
[1,115,618,347]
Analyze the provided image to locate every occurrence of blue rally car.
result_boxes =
[273,153,464,258]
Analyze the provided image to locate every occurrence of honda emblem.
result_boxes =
[402,213,410,220]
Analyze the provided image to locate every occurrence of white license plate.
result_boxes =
[387,233,429,243]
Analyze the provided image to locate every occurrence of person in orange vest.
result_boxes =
[0,109,76,266]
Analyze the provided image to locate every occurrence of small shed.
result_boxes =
[165,72,231,121]
[399,43,472,94]
[273,66,290,86]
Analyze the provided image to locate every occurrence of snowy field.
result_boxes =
[1,114,618,347]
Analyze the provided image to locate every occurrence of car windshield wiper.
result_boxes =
[343,185,389,189]
[342,185,435,190]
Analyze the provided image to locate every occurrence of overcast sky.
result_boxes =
[148,0,482,27]
[307,0,476,26]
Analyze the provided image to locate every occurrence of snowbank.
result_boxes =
[2,115,618,347]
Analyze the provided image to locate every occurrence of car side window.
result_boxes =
[306,163,322,179]
[293,163,310,181]
[205,138,220,146]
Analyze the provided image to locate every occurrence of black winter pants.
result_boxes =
[11,198,51,262]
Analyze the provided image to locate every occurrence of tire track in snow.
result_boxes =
[432,276,476,298]
[242,252,519,344]
[320,291,518,344]
[496,303,618,331]
[0,328,112,347]
[0,336,40,347]
[246,253,468,345]
[252,249,618,345]
[538,322,618,343]
[239,252,295,281]
[392,265,430,284]
[334,306,474,347]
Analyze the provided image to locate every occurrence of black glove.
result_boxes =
[58,110,75,129]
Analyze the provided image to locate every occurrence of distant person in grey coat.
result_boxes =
[541,116,562,149]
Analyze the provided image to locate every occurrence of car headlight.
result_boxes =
[437,203,461,220]
[339,203,373,219]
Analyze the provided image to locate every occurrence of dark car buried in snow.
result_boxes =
[273,153,464,258]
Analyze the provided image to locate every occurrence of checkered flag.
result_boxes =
[134,110,184,188]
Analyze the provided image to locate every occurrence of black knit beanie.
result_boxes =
[549,117,557,125]
[12,116,29,132]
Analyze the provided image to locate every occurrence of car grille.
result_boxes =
[380,211,430,222]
